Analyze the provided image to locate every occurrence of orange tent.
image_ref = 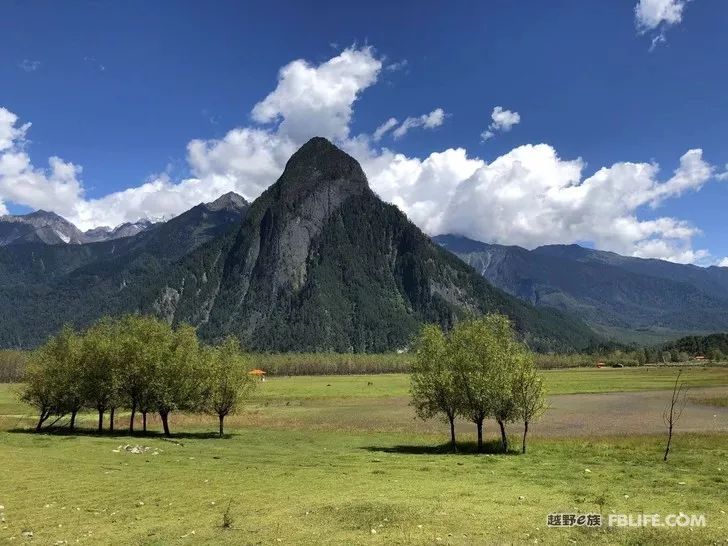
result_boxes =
[248,369,266,376]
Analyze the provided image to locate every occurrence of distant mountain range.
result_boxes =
[434,234,728,344]
[0,210,155,246]
[0,139,597,352]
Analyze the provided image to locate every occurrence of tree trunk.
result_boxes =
[448,415,457,451]
[497,419,508,453]
[219,414,225,438]
[70,410,77,432]
[476,419,484,452]
[129,402,136,433]
[97,409,104,432]
[142,412,147,433]
[109,407,115,433]
[35,410,49,432]
[522,421,529,454]
[160,410,171,436]
[664,422,673,462]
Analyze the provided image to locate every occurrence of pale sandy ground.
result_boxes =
[535,386,728,437]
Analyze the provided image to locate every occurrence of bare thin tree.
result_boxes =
[663,369,688,462]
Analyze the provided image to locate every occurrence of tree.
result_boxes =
[486,316,527,453]
[21,327,83,432]
[663,369,688,462]
[50,327,85,431]
[154,324,202,436]
[80,319,122,432]
[511,356,547,454]
[410,325,461,450]
[21,352,60,432]
[447,315,535,453]
[116,316,166,433]
[203,337,256,437]
[449,317,509,453]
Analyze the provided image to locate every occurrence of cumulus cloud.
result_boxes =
[481,106,520,141]
[251,46,381,142]
[391,108,445,139]
[634,0,689,49]
[718,258,728,267]
[0,47,722,263]
[439,145,712,263]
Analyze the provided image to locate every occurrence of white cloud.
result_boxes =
[634,0,689,49]
[0,47,722,264]
[19,59,41,72]
[716,165,728,181]
[251,46,381,142]
[385,59,408,72]
[481,106,520,141]
[718,258,728,267]
[391,108,445,139]
[438,145,713,263]
[372,117,398,141]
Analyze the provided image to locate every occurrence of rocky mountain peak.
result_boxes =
[205,191,249,212]
[275,137,368,202]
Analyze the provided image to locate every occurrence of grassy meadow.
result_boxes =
[1,367,727,544]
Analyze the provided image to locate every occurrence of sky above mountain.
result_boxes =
[1,0,727,265]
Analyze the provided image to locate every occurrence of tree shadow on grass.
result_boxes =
[363,439,521,456]
[7,427,225,440]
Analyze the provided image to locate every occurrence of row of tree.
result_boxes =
[21,316,256,436]
[410,315,546,454]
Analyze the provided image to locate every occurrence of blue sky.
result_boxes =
[1,0,727,264]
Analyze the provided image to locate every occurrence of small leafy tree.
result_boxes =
[21,327,84,431]
[449,318,499,453]
[511,356,547,453]
[203,337,256,437]
[51,327,85,431]
[154,324,202,436]
[117,316,165,433]
[410,325,461,450]
[21,352,60,432]
[486,316,526,453]
[81,319,123,432]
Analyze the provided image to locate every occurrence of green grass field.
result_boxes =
[1,367,727,544]
[250,366,728,400]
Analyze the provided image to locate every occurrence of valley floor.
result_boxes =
[1,367,727,545]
